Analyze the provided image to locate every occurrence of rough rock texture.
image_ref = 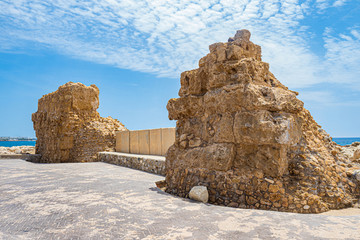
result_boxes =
[0,146,35,155]
[354,150,360,162]
[32,82,126,163]
[189,186,209,203]
[354,170,360,182]
[98,152,166,176]
[165,30,360,213]
[341,142,360,163]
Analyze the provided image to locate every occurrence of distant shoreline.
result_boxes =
[0,140,36,142]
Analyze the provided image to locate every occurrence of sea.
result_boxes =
[0,141,36,147]
[332,138,360,146]
[1,138,360,147]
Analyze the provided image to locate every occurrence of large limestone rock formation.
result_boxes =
[32,82,126,163]
[165,30,360,213]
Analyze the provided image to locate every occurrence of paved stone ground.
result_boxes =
[0,159,359,240]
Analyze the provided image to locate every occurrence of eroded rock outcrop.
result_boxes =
[32,82,126,163]
[165,30,360,213]
[341,142,360,163]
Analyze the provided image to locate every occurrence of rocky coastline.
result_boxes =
[341,142,360,163]
[0,146,35,155]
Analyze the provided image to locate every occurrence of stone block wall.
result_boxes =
[32,82,127,163]
[98,152,165,176]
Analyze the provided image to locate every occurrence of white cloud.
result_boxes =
[315,0,348,10]
[298,89,360,107]
[0,0,358,94]
[322,27,360,89]
[333,0,347,7]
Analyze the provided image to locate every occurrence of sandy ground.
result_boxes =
[0,159,359,240]
[321,207,360,216]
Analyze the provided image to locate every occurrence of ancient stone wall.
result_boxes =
[32,82,126,163]
[98,152,166,176]
[165,30,360,213]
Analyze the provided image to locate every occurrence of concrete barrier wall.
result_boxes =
[118,131,130,153]
[129,131,139,154]
[150,129,162,156]
[116,128,175,156]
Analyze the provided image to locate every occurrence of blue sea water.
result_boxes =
[332,138,360,146]
[0,141,36,147]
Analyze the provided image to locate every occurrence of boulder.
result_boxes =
[189,186,209,203]
[165,30,360,213]
[32,82,126,163]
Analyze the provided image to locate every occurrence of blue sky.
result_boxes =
[0,0,359,138]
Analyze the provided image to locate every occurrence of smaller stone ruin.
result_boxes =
[165,30,360,213]
[32,82,126,163]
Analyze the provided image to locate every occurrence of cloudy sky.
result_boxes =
[0,0,359,137]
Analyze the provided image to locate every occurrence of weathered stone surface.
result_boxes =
[341,142,360,162]
[353,149,360,161]
[32,82,126,163]
[189,186,209,203]
[0,146,35,155]
[98,152,166,176]
[354,170,360,182]
[165,30,360,213]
